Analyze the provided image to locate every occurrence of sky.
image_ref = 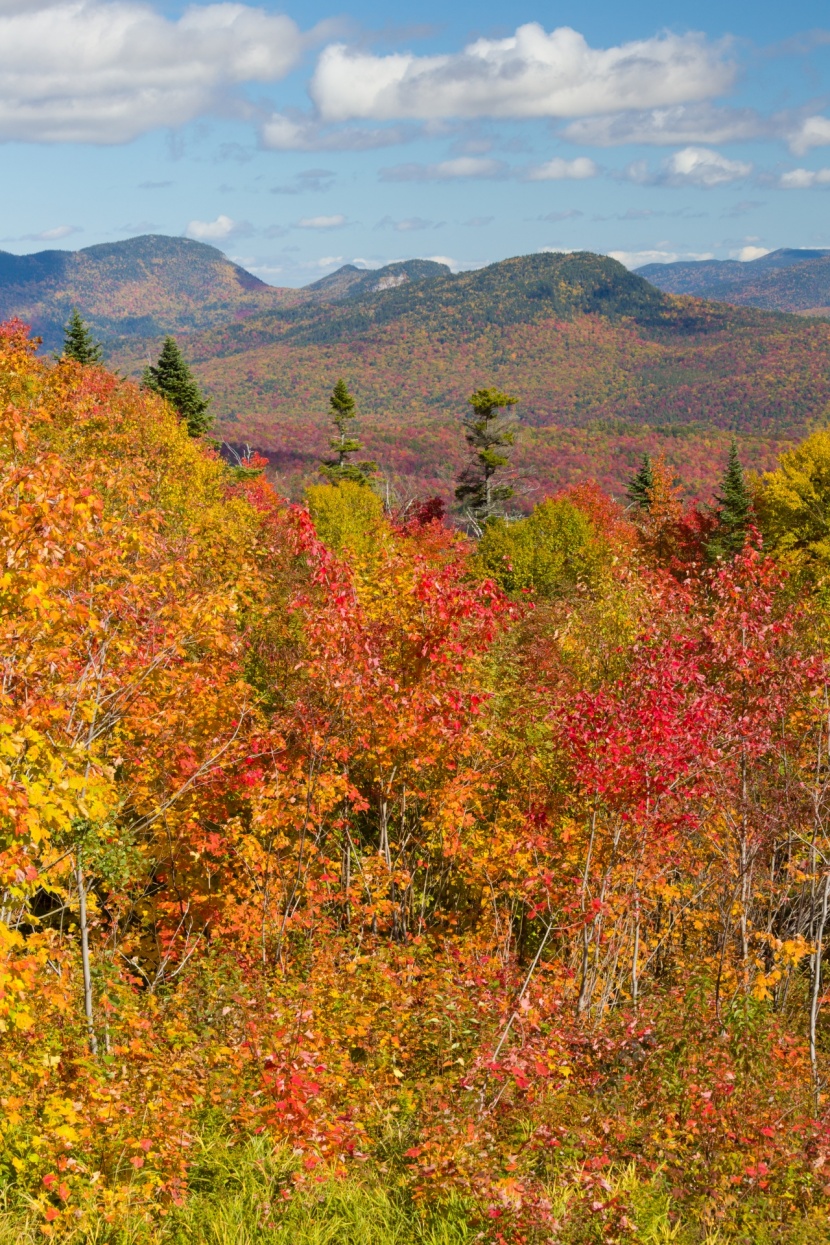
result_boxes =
[2,0,830,284]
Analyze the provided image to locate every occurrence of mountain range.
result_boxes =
[637,248,830,315]
[3,235,830,501]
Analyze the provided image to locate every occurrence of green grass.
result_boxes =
[0,1133,478,1245]
[3,1137,830,1245]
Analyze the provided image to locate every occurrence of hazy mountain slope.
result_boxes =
[637,248,830,314]
[108,250,830,503]
[0,239,456,348]
[0,235,296,346]
[303,258,451,301]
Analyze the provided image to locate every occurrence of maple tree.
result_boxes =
[4,318,830,1242]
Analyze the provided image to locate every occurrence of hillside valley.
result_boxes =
[3,236,830,501]
[108,248,830,503]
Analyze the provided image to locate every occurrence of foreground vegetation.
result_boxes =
[7,318,830,1241]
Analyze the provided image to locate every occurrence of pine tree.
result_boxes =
[707,439,752,560]
[62,309,102,365]
[626,453,654,510]
[143,337,211,437]
[319,379,377,485]
[454,387,519,528]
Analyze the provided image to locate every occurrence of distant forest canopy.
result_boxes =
[2,238,830,501]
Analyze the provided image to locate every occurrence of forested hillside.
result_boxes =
[5,240,830,500]
[638,249,830,316]
[6,319,830,1242]
[122,251,829,502]
[0,236,292,346]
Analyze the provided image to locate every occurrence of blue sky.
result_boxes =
[2,0,830,283]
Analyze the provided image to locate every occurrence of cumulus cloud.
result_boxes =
[525,156,597,180]
[562,103,767,147]
[733,245,771,260]
[297,214,347,229]
[260,110,414,152]
[610,249,715,268]
[185,214,247,240]
[780,167,830,188]
[627,146,752,188]
[310,24,733,123]
[789,115,830,156]
[379,156,508,181]
[0,1,314,144]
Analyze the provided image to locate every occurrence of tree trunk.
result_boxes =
[76,849,97,1056]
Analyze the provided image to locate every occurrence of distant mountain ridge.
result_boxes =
[2,235,830,501]
[637,248,830,315]
[0,237,455,348]
[99,248,830,503]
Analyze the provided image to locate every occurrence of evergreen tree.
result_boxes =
[707,439,752,560]
[454,387,519,528]
[626,453,654,510]
[319,379,377,485]
[62,309,102,365]
[143,337,211,437]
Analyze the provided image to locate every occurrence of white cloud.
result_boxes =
[667,147,752,186]
[562,104,766,147]
[379,157,507,181]
[0,1,311,144]
[260,110,414,152]
[29,224,82,241]
[610,249,715,268]
[780,167,830,188]
[526,156,597,180]
[186,214,238,240]
[733,245,771,261]
[789,115,830,156]
[297,214,347,229]
[424,255,485,273]
[627,146,752,188]
[310,24,733,123]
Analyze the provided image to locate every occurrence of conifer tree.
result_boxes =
[143,337,211,437]
[707,439,752,560]
[626,453,654,511]
[455,387,519,528]
[62,309,102,365]
[320,379,377,485]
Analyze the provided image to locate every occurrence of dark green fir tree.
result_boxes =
[454,387,519,529]
[319,379,377,485]
[143,337,211,437]
[626,453,654,511]
[707,439,752,560]
[62,309,102,365]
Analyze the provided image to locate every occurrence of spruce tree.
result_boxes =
[626,453,654,510]
[455,387,519,528]
[319,379,377,485]
[62,309,102,365]
[143,337,211,437]
[707,439,752,560]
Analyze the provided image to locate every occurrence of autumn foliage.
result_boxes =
[4,319,830,1241]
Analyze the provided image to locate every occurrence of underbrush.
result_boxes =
[2,1130,830,1245]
